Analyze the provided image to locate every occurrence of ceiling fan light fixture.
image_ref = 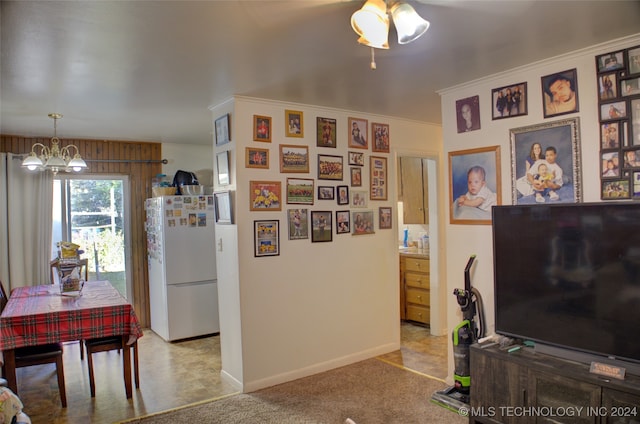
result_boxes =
[390,2,430,44]
[351,0,390,49]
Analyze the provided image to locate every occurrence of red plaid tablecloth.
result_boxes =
[0,280,143,350]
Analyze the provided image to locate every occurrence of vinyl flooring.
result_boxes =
[16,322,446,423]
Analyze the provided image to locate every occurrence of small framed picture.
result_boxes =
[317,117,337,147]
[253,115,272,142]
[369,156,387,200]
[352,210,374,235]
[623,148,640,168]
[622,77,640,97]
[317,186,335,200]
[371,123,390,153]
[348,117,368,149]
[456,95,480,132]
[311,211,332,243]
[245,147,269,169]
[215,113,231,145]
[602,179,630,200]
[628,46,640,75]
[337,185,349,205]
[598,73,617,101]
[254,220,279,257]
[632,98,640,146]
[601,122,620,149]
[287,208,309,240]
[633,171,640,198]
[214,191,233,224]
[379,207,392,229]
[249,181,282,211]
[600,101,627,121]
[351,189,367,208]
[216,151,230,186]
[286,178,314,205]
[318,154,343,180]
[280,144,310,173]
[285,109,304,137]
[491,82,527,119]
[601,151,620,178]
[336,210,350,234]
[350,167,362,187]
[596,50,624,73]
[348,151,364,166]
[542,69,579,118]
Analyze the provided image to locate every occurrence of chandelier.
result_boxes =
[21,113,88,175]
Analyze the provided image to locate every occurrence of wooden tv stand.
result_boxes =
[469,343,640,424]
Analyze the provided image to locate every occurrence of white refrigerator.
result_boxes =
[145,195,219,342]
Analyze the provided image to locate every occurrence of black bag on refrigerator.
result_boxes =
[172,170,199,194]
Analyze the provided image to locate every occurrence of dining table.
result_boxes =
[0,280,143,398]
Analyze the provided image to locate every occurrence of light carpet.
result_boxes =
[120,358,467,423]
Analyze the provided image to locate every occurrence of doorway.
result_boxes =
[51,175,132,300]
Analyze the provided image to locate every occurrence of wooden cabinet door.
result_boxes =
[399,157,427,224]
[601,389,640,424]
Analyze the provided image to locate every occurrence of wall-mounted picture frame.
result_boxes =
[279,144,309,173]
[336,210,350,234]
[596,50,625,73]
[348,117,368,149]
[253,115,272,142]
[598,73,617,101]
[601,122,620,149]
[215,113,231,146]
[317,117,337,147]
[379,207,392,229]
[254,220,279,257]
[318,154,343,180]
[216,151,230,186]
[491,82,527,119]
[510,117,581,205]
[600,101,627,121]
[623,148,640,168]
[369,156,387,200]
[621,77,640,97]
[602,179,630,200]
[449,145,501,225]
[628,46,640,75]
[348,151,364,166]
[245,147,269,169]
[318,186,335,200]
[311,211,332,243]
[352,210,374,235]
[287,208,309,240]
[350,167,362,186]
[285,109,303,137]
[542,69,579,118]
[632,98,640,146]
[601,151,620,178]
[214,191,233,224]
[249,180,282,211]
[633,171,640,199]
[351,189,367,208]
[337,185,349,205]
[455,95,480,133]
[371,122,390,153]
[286,178,314,205]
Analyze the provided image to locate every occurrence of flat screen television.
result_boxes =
[492,202,640,374]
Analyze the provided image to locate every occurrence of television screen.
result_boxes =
[492,202,640,364]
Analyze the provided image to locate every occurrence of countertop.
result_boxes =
[398,247,430,259]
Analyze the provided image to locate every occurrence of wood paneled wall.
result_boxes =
[1,135,161,327]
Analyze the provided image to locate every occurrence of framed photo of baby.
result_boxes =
[449,145,501,225]
[510,118,582,206]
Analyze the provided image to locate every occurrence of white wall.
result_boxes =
[161,142,214,182]
[211,96,443,392]
[439,33,640,380]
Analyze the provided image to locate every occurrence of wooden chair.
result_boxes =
[84,336,139,398]
[0,282,67,407]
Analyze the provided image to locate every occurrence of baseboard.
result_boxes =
[220,369,243,391]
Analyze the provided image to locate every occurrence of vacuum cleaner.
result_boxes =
[431,254,486,412]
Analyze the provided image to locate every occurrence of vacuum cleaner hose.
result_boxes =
[471,287,486,339]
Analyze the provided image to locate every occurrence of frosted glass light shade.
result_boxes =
[351,0,390,49]
[390,2,430,44]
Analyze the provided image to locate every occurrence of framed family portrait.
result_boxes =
[249,180,282,211]
[348,117,368,149]
[352,210,374,235]
[336,210,350,234]
[379,207,392,229]
[253,115,271,142]
[602,179,630,200]
[317,117,337,147]
[348,151,364,166]
[456,95,480,133]
[510,117,581,205]
[254,220,279,257]
[279,144,309,173]
[541,69,579,118]
[491,82,527,119]
[449,145,501,225]
[351,189,367,208]
[350,167,362,186]
[337,185,349,205]
[286,178,314,205]
[371,122,390,153]
[310,211,332,243]
[285,109,303,137]
[318,186,334,200]
[245,147,269,169]
[369,156,387,200]
[215,113,231,145]
[287,208,309,240]
[318,154,343,180]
